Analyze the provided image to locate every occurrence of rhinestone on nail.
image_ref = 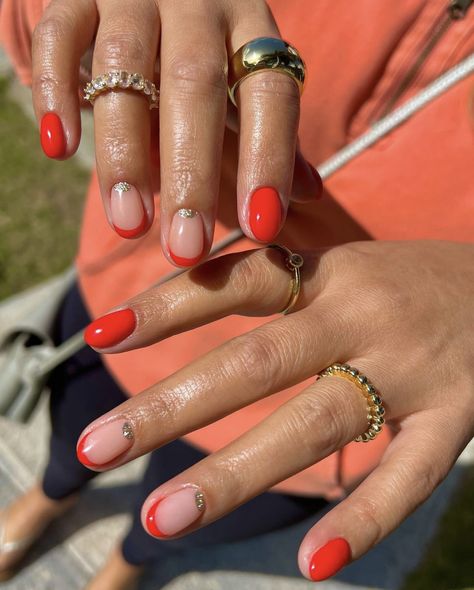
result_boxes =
[177,208,198,219]
[195,491,206,511]
[122,422,134,440]
[113,182,132,193]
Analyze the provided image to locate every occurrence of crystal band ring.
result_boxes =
[228,37,305,107]
[319,364,386,443]
[268,244,304,315]
[83,71,159,109]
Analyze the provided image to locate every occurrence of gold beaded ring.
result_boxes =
[319,363,386,443]
[83,71,159,109]
[268,244,304,315]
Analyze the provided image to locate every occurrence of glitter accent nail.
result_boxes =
[113,181,132,192]
[195,491,206,511]
[122,422,134,440]
[177,208,198,219]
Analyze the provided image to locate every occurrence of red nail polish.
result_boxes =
[309,538,351,581]
[249,187,282,242]
[40,112,66,159]
[169,252,202,267]
[146,500,167,538]
[309,164,323,199]
[113,216,148,239]
[76,434,99,469]
[84,309,136,349]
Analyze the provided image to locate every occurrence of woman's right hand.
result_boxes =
[31,0,321,264]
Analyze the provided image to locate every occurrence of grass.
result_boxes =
[1,71,473,589]
[0,75,88,299]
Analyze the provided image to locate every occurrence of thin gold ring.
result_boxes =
[83,71,159,109]
[319,363,386,443]
[268,244,304,315]
[228,37,305,107]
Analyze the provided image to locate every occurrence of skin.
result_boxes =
[80,240,474,580]
[31,0,321,262]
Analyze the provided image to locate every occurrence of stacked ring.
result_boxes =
[84,71,159,109]
[319,363,386,443]
[268,244,304,315]
[228,37,306,106]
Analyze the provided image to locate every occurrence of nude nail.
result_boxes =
[146,487,206,537]
[110,182,146,238]
[168,209,204,266]
[77,419,134,468]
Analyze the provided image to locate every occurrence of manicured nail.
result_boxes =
[84,308,136,349]
[111,182,147,238]
[249,187,282,242]
[146,488,206,538]
[309,164,323,199]
[169,209,204,267]
[40,112,66,159]
[309,538,351,581]
[77,420,134,468]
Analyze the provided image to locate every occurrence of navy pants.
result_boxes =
[42,284,327,566]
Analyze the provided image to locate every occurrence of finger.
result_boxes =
[92,0,160,238]
[138,367,376,539]
[83,247,322,351]
[32,0,98,159]
[298,410,466,581]
[291,150,323,203]
[158,0,228,267]
[76,310,362,471]
[229,8,302,241]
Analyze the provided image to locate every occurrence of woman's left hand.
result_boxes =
[77,240,474,581]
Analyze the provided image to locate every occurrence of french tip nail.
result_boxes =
[169,209,204,265]
[77,419,134,468]
[110,182,147,237]
[146,487,206,538]
[84,308,136,349]
[309,537,351,581]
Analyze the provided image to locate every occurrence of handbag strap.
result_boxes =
[36,51,474,379]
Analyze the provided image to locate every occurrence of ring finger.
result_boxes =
[92,0,160,238]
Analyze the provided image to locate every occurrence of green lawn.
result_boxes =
[0,72,473,589]
[0,75,88,300]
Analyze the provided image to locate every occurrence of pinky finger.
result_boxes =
[298,410,467,581]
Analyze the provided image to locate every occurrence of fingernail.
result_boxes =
[309,538,351,581]
[249,187,282,242]
[146,487,206,538]
[308,164,323,199]
[169,209,204,267]
[84,308,136,349]
[40,112,66,159]
[77,420,134,468]
[111,182,147,238]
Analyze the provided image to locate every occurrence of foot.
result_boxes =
[85,545,144,590]
[0,484,77,580]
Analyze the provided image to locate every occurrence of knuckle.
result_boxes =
[243,71,300,106]
[95,30,148,69]
[231,252,276,307]
[290,390,347,455]
[167,54,228,95]
[351,497,384,545]
[33,16,65,48]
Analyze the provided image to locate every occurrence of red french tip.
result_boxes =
[76,434,100,468]
[40,112,66,159]
[249,186,282,243]
[309,538,351,581]
[84,308,136,349]
[113,215,148,239]
[146,500,167,538]
[169,251,202,267]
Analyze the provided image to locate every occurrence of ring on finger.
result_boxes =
[319,363,386,442]
[84,71,159,109]
[228,37,305,107]
[268,244,304,315]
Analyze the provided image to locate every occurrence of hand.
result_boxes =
[31,0,321,263]
[76,240,474,581]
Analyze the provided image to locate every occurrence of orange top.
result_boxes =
[2,0,474,498]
